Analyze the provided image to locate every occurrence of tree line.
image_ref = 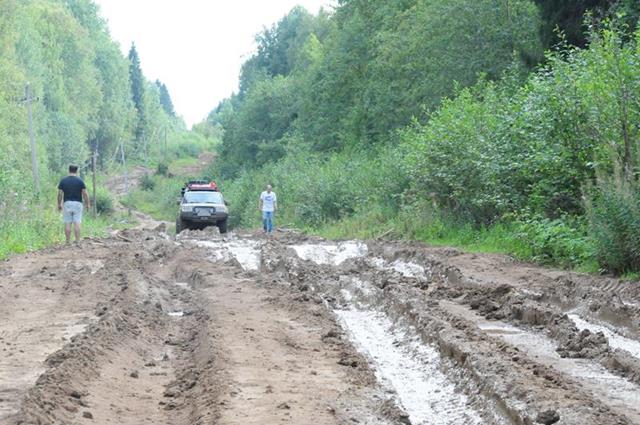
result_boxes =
[209,0,640,273]
[0,0,182,202]
[0,0,216,257]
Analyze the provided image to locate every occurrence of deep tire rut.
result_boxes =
[2,228,640,425]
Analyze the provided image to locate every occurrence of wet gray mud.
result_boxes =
[2,227,640,424]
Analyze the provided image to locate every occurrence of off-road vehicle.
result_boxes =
[176,180,229,233]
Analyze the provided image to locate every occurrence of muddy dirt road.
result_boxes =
[2,226,640,424]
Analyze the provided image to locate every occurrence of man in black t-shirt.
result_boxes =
[57,165,91,244]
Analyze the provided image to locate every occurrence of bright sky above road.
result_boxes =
[94,0,335,127]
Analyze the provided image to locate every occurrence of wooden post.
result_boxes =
[92,149,98,216]
[25,83,40,194]
[164,126,168,162]
[120,141,129,195]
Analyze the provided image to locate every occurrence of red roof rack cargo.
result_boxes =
[186,181,218,191]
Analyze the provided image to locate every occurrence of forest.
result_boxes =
[3,0,640,274]
[0,0,215,257]
[207,0,640,274]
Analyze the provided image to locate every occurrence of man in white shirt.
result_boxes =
[259,185,277,234]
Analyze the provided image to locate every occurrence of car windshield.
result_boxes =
[184,191,224,204]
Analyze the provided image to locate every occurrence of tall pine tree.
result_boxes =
[128,43,146,141]
[156,80,175,117]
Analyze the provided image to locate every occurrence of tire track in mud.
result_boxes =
[1,230,405,424]
[0,245,116,421]
[6,237,217,424]
[254,236,640,425]
[4,228,640,424]
[173,233,403,424]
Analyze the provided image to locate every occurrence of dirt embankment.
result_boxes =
[2,226,640,424]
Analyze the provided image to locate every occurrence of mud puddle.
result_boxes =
[291,241,367,265]
[442,301,640,423]
[568,313,640,359]
[368,257,429,279]
[288,246,498,424]
[188,237,262,271]
[336,307,484,424]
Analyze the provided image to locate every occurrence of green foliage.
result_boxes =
[585,175,640,273]
[155,79,175,117]
[317,202,594,270]
[219,76,294,176]
[156,162,169,177]
[0,0,219,259]
[212,11,640,273]
[95,187,114,215]
[401,25,640,227]
[128,43,146,141]
[510,215,593,267]
[167,131,211,159]
[140,173,155,191]
[212,145,408,229]
[533,0,639,48]
[0,192,111,260]
[123,176,183,222]
[216,0,543,176]
[534,0,612,48]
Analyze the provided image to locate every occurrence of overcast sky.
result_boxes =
[94,0,335,127]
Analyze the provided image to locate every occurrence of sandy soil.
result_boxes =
[2,156,640,424]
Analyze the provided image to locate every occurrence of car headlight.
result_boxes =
[181,205,193,212]
[219,205,228,213]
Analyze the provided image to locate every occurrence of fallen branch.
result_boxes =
[115,234,133,243]
[375,228,394,240]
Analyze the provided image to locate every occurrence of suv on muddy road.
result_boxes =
[176,181,229,234]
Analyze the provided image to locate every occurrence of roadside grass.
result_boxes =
[0,208,121,260]
[169,156,200,174]
[0,185,135,260]
[315,210,527,254]
[122,174,183,222]
[313,206,598,272]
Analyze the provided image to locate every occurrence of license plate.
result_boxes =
[197,208,212,217]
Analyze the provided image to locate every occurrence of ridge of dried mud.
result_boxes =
[1,227,640,424]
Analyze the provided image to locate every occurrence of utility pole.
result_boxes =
[142,130,148,168]
[121,141,131,218]
[120,141,129,195]
[24,83,40,194]
[164,126,168,162]
[91,147,98,216]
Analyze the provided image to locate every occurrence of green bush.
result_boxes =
[176,142,201,158]
[123,176,183,222]
[140,173,156,191]
[156,162,170,177]
[0,192,111,260]
[586,176,640,273]
[95,188,115,215]
[511,215,593,268]
[215,145,408,230]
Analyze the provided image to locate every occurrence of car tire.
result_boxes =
[218,218,228,234]
[176,216,186,234]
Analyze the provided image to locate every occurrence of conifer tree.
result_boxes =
[156,80,175,117]
[128,43,146,141]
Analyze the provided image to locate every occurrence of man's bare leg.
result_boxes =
[65,223,72,244]
[74,222,81,243]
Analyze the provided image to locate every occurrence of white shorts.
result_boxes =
[63,201,83,224]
